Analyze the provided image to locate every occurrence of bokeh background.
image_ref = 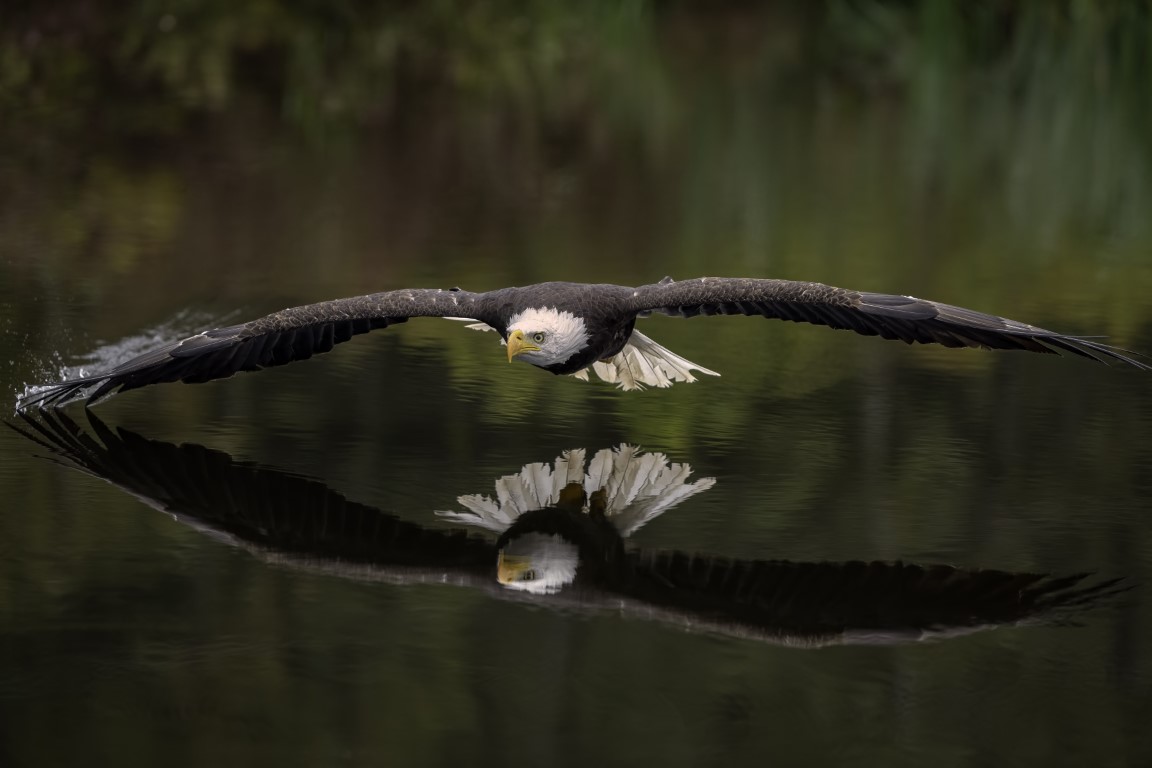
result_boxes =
[3,2,1152,766]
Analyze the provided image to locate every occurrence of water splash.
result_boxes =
[15,309,238,409]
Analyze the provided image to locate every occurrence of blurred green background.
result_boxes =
[4,0,1151,332]
[2,2,1152,766]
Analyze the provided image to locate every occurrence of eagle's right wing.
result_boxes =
[20,288,496,408]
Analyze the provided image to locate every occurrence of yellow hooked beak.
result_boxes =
[496,551,532,584]
[506,329,540,363]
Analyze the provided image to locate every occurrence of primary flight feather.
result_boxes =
[19,276,1148,407]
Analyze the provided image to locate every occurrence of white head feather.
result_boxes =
[506,307,590,366]
[497,533,580,594]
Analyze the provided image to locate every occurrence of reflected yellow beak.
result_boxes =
[506,329,540,363]
[497,551,531,584]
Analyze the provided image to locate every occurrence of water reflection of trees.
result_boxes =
[11,411,1127,648]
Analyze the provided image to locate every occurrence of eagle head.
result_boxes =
[496,532,580,594]
[505,307,590,367]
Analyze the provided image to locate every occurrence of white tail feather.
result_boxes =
[436,444,715,536]
[572,330,720,391]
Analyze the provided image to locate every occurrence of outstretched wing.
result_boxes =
[7,412,1127,646]
[21,288,496,408]
[619,553,1128,646]
[628,277,1149,369]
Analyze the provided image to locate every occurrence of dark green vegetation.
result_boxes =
[2,2,1152,766]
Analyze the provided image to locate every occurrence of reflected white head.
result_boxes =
[505,308,590,366]
[497,533,580,594]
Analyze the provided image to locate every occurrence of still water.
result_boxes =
[3,5,1152,767]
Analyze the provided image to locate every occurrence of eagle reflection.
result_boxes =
[11,412,1126,648]
[436,444,715,594]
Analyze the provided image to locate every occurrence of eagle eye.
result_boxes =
[522,569,538,581]
[531,332,546,344]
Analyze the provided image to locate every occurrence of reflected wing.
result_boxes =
[10,411,496,582]
[615,552,1129,646]
[8,412,1127,647]
[20,288,495,408]
[629,277,1149,368]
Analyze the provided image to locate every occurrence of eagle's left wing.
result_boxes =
[628,277,1149,369]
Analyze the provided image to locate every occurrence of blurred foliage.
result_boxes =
[3,1,1149,136]
[0,0,650,142]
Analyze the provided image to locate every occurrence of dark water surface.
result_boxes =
[3,5,1152,766]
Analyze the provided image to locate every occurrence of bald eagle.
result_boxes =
[11,411,1129,647]
[19,276,1148,408]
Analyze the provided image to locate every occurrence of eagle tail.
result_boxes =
[571,330,720,391]
[434,445,714,538]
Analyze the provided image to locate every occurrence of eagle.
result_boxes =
[10,411,1129,647]
[19,276,1148,408]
